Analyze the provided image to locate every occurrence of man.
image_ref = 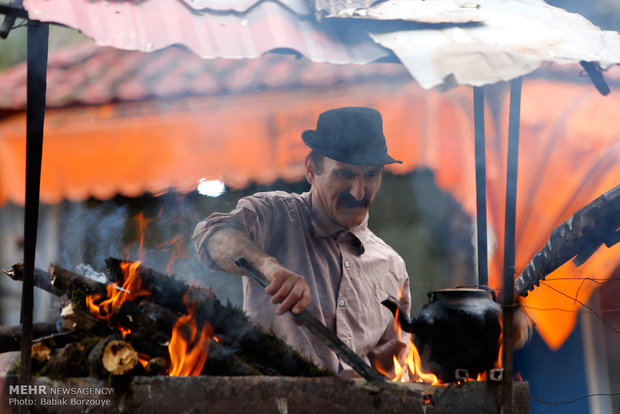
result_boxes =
[193,107,411,378]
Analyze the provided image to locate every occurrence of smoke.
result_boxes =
[50,192,243,306]
[56,200,129,272]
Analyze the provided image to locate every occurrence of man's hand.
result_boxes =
[260,259,311,315]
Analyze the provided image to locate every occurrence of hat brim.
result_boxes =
[302,130,402,166]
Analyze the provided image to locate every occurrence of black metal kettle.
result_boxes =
[382,288,502,382]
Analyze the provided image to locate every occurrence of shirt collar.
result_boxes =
[305,192,367,255]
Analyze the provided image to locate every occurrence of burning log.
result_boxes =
[0,322,58,353]
[4,259,328,379]
[106,257,188,314]
[60,302,115,337]
[106,257,329,377]
[112,301,171,360]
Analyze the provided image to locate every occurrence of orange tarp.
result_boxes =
[0,82,473,205]
[0,78,619,349]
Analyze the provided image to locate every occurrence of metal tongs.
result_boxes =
[235,257,386,383]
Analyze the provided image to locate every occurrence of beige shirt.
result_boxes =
[193,190,411,376]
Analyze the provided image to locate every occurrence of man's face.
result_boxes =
[305,156,384,229]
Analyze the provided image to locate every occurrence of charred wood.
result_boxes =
[2,264,61,296]
[106,257,190,314]
[60,302,115,337]
[143,356,168,376]
[112,301,171,360]
[7,258,327,378]
[107,258,327,376]
[49,263,108,296]
[201,339,261,376]
[33,330,84,352]
[2,263,108,299]
[37,339,97,378]
[0,322,58,353]
[135,299,180,333]
[516,184,620,296]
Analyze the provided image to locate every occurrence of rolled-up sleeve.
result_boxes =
[192,194,276,271]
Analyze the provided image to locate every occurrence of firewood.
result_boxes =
[106,257,191,314]
[112,301,171,360]
[135,299,181,333]
[88,336,139,378]
[33,330,84,353]
[107,258,328,377]
[60,302,115,337]
[0,322,58,353]
[49,263,108,296]
[7,258,327,378]
[202,339,261,376]
[38,339,97,378]
[143,356,168,376]
[2,264,61,296]
[31,342,52,364]
[2,263,108,299]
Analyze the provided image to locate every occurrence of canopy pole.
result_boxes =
[473,86,488,286]
[501,77,522,414]
[20,19,49,385]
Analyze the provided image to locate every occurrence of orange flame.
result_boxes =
[375,304,442,385]
[384,339,442,385]
[121,212,153,261]
[156,235,190,275]
[85,260,152,324]
[381,298,503,384]
[138,352,150,368]
[168,301,213,376]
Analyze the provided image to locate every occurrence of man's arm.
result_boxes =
[200,226,311,315]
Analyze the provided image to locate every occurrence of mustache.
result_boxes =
[337,192,370,209]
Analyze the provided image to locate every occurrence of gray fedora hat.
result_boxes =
[301,107,402,166]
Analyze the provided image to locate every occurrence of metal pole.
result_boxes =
[474,86,488,286]
[20,19,49,384]
[501,77,522,414]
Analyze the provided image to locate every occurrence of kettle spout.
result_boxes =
[381,295,416,334]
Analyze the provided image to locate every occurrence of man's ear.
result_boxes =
[304,156,315,184]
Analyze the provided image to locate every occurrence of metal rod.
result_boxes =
[20,19,49,384]
[501,77,522,414]
[474,86,488,286]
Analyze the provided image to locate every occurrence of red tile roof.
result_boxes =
[0,41,410,110]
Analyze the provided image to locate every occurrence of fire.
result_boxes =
[156,235,190,275]
[85,260,152,322]
[394,341,441,385]
[168,299,213,376]
[381,300,503,384]
[375,304,441,385]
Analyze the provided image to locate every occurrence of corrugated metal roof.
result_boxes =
[318,0,486,23]
[23,0,391,64]
[0,40,410,110]
[367,0,620,89]
[22,0,620,90]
